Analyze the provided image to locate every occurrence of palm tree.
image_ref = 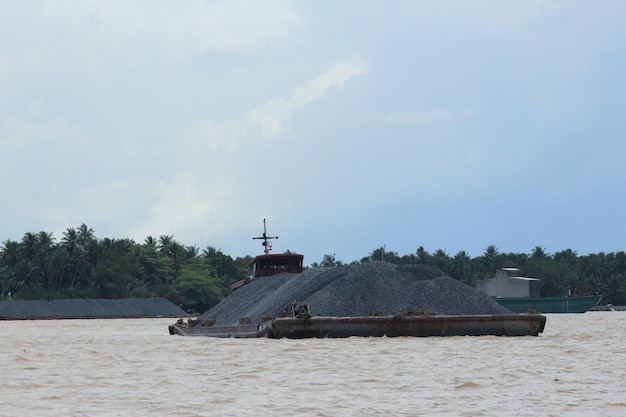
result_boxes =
[7,260,42,291]
[37,231,55,251]
[531,246,548,259]
[202,246,221,259]
[113,238,134,256]
[321,253,343,267]
[21,232,39,261]
[431,249,451,272]
[484,245,500,259]
[144,236,157,247]
[61,227,79,256]
[31,250,52,288]
[452,251,472,284]
[480,245,501,278]
[157,235,174,256]
[554,249,578,269]
[1,240,20,267]
[77,223,95,247]
[416,246,430,264]
[69,246,90,289]
[50,246,72,291]
[169,242,187,270]
[186,245,200,259]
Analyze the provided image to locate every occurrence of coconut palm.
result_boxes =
[7,260,42,291]
[0,240,20,267]
[157,235,174,256]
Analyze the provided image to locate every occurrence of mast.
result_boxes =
[253,218,278,255]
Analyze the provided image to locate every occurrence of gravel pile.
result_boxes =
[0,297,186,319]
[199,262,511,326]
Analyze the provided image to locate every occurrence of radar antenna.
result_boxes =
[253,218,278,255]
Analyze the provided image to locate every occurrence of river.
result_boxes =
[1,312,624,416]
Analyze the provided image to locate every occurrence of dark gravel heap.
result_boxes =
[200,262,511,326]
[0,297,186,319]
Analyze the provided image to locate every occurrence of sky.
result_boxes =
[1,1,624,265]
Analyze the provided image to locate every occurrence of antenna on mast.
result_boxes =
[253,218,278,255]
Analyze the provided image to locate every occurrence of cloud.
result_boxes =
[21,1,304,57]
[138,60,367,241]
[133,171,233,240]
[292,62,368,107]
[1,1,624,261]
[249,61,367,137]
[175,60,368,162]
[0,113,86,182]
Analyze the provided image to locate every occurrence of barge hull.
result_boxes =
[170,314,546,338]
[495,295,601,314]
[267,314,546,338]
[168,323,266,338]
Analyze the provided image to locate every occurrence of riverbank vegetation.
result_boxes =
[1,224,625,310]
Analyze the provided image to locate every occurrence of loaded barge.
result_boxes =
[169,302,546,338]
[169,220,547,338]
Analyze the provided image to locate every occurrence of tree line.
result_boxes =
[2,224,625,310]
[0,224,251,313]
[308,245,625,305]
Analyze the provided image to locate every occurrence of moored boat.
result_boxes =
[493,295,601,314]
[476,268,601,313]
[169,319,266,338]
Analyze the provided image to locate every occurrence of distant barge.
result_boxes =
[1,297,187,320]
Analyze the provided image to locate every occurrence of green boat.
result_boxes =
[477,268,602,314]
[494,295,602,314]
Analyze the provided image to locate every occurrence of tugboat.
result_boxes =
[230,219,304,291]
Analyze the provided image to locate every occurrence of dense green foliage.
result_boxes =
[0,224,251,312]
[2,225,625,307]
[351,245,626,305]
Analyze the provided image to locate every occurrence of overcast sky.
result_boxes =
[1,1,624,264]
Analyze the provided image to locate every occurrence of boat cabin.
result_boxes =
[476,268,541,298]
[230,219,304,291]
[248,253,304,278]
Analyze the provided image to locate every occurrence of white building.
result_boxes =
[476,268,541,298]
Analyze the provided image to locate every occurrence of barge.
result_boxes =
[169,302,547,338]
[169,221,547,338]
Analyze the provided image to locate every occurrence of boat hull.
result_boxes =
[267,314,546,338]
[168,322,267,338]
[495,295,601,314]
[169,314,546,338]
